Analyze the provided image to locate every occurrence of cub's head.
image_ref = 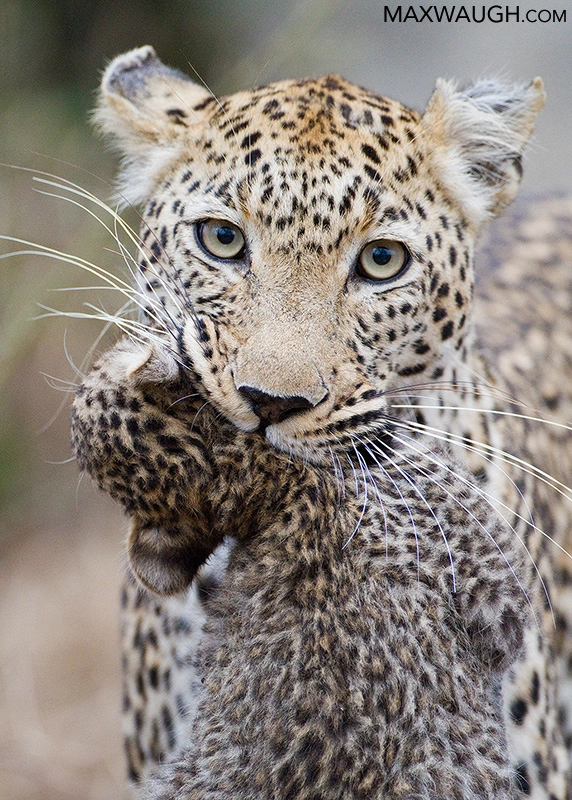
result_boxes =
[96,46,544,462]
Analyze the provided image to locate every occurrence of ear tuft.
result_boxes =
[94,46,214,207]
[423,76,545,225]
[102,45,171,99]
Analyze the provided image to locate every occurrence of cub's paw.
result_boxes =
[454,537,531,672]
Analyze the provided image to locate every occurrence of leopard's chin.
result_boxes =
[262,407,399,470]
[260,422,328,465]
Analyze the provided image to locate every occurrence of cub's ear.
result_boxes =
[128,518,220,596]
[94,46,214,205]
[422,77,545,225]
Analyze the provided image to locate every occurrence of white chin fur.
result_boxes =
[265,424,326,464]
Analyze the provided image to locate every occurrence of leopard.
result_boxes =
[69,46,572,798]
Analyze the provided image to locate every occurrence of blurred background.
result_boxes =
[0,1,570,797]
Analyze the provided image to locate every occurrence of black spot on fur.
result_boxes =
[531,671,540,704]
[244,148,262,166]
[240,131,262,149]
[441,320,455,340]
[510,697,528,725]
[166,108,188,125]
[363,164,382,183]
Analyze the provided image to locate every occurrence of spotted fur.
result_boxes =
[71,47,572,798]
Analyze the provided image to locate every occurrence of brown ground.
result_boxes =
[0,495,131,800]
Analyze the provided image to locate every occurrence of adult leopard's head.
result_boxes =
[96,46,544,463]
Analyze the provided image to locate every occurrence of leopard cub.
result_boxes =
[73,338,531,799]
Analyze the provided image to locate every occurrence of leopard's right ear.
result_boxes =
[94,46,214,205]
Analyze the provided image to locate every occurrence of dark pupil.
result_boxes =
[372,246,392,266]
[217,227,235,245]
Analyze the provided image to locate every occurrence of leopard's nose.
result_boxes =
[238,385,315,428]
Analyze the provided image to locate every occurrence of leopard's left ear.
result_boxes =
[422,77,545,225]
[94,46,214,206]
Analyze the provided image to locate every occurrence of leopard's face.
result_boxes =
[137,79,473,461]
[98,47,544,462]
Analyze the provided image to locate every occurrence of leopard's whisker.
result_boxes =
[384,414,572,504]
[109,213,189,334]
[376,433,539,621]
[40,372,79,391]
[190,400,215,430]
[167,392,202,409]
[347,446,372,544]
[391,427,558,554]
[346,440,421,579]
[328,444,346,504]
[345,451,361,499]
[359,451,390,557]
[31,181,189,329]
[30,174,208,345]
[35,329,87,434]
[36,301,161,337]
[356,435,456,591]
[381,379,520,406]
[0,238,177,339]
[388,401,572,434]
[35,304,171,353]
[46,455,78,465]
[385,399,536,533]
[33,180,140,249]
[389,433,547,621]
[78,300,142,381]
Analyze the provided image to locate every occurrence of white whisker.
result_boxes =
[382,379,519,406]
[358,436,455,590]
[328,444,345,504]
[384,432,544,625]
[30,174,193,330]
[45,456,77,465]
[0,239,173,336]
[167,392,202,408]
[388,401,572,435]
[384,414,572,505]
[393,428,560,555]
[343,446,370,548]
[37,183,188,330]
[348,439,421,576]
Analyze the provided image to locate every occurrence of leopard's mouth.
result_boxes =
[247,391,397,468]
[236,385,316,433]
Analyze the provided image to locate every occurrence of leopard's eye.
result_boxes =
[197,219,246,260]
[357,239,410,282]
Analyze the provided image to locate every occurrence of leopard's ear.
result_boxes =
[422,77,545,225]
[94,46,214,206]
